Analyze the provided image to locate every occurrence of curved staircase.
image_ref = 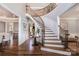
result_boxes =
[41,27,71,56]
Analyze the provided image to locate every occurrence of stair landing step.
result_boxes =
[41,47,71,56]
[41,51,64,56]
[44,44,64,48]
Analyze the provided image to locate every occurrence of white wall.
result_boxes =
[18,17,28,45]
[67,19,79,37]
[60,18,79,38]
[60,18,68,30]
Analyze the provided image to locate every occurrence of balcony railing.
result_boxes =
[26,3,57,16]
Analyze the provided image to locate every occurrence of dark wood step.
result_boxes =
[41,50,65,56]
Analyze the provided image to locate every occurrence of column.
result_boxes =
[57,16,60,39]
[5,22,8,33]
[9,22,13,47]
[18,16,28,45]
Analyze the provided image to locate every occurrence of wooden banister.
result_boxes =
[26,3,57,16]
[59,26,69,49]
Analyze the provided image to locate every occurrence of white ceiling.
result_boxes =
[60,4,79,18]
[26,3,50,10]
[0,5,17,18]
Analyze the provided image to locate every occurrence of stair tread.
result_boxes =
[45,39,61,42]
[45,32,54,33]
[45,37,58,39]
[45,41,61,44]
[45,32,55,33]
[43,46,65,51]
[41,51,64,56]
[45,39,60,40]
[45,42,62,45]
[45,36,57,37]
[45,34,55,35]
[44,44,64,48]
[45,38,59,40]
[45,31,53,32]
[45,30,53,31]
[41,47,71,56]
[45,35,57,37]
[45,37,58,38]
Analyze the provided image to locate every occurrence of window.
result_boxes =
[0,21,5,33]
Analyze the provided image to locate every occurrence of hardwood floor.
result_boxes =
[0,38,79,56]
[68,42,79,55]
[18,38,42,56]
[0,38,43,56]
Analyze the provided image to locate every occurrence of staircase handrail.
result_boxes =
[26,3,57,16]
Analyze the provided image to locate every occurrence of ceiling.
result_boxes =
[60,4,79,18]
[0,5,18,18]
[26,3,50,10]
